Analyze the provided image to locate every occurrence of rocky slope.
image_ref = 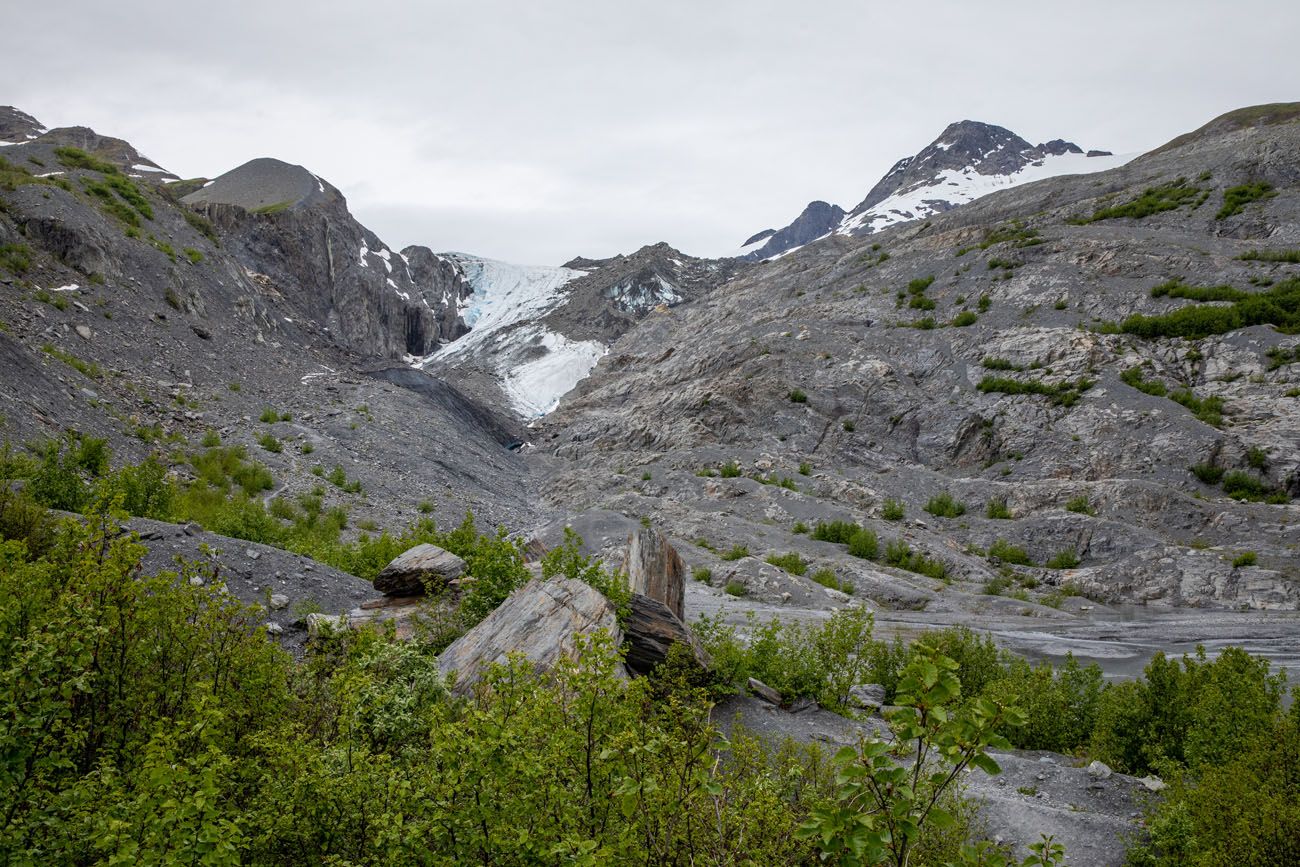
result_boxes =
[741,120,1127,260]
[0,107,534,536]
[536,106,1300,635]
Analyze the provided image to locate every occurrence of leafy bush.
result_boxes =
[788,388,808,403]
[692,566,712,584]
[952,310,979,326]
[1169,389,1225,426]
[977,375,1094,407]
[719,460,742,478]
[256,433,283,453]
[811,520,862,544]
[1231,551,1257,568]
[906,275,935,294]
[924,492,966,518]
[1189,461,1225,484]
[847,528,878,560]
[1120,365,1168,396]
[881,498,905,521]
[723,580,747,596]
[1238,248,1300,263]
[766,551,808,576]
[988,538,1033,566]
[982,356,1024,371]
[1064,495,1095,516]
[1217,181,1276,219]
[720,544,749,561]
[0,242,32,275]
[1122,276,1300,339]
[1072,178,1205,223]
[1045,549,1080,569]
[985,498,1012,519]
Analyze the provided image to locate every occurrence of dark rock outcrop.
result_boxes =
[622,593,711,676]
[621,526,686,619]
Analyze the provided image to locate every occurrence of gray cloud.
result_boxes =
[5,0,1297,263]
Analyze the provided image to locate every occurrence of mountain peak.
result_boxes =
[739,119,1127,260]
[181,157,336,213]
[0,106,46,144]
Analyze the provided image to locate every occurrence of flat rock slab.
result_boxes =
[373,543,466,596]
[437,576,622,695]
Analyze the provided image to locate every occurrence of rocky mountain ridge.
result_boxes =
[741,119,1126,260]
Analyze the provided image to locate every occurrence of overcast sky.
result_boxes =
[6,1,1298,264]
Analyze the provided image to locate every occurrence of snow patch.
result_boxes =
[358,244,369,267]
[501,328,607,418]
[132,164,168,173]
[49,283,80,292]
[839,151,1135,236]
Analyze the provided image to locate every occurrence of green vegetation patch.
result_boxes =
[1216,182,1276,219]
[977,375,1094,407]
[1070,177,1206,223]
[1238,248,1300,264]
[1119,276,1300,338]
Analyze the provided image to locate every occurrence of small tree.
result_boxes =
[797,645,1063,866]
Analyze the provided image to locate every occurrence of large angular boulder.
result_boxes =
[621,526,685,619]
[373,543,467,596]
[622,593,712,676]
[437,577,622,695]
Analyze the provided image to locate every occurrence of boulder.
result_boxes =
[747,677,783,705]
[373,543,467,596]
[437,577,622,695]
[1087,760,1113,780]
[622,593,712,676]
[622,526,685,619]
[848,683,887,710]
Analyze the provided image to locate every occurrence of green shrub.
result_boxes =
[692,566,712,584]
[881,498,905,521]
[765,552,808,576]
[847,528,878,560]
[1238,248,1300,263]
[841,419,855,432]
[924,492,966,518]
[1045,549,1080,569]
[988,538,1033,566]
[791,520,809,534]
[811,520,861,544]
[1120,365,1168,396]
[883,539,948,580]
[719,460,741,478]
[908,295,936,310]
[260,407,281,423]
[809,568,851,594]
[256,433,283,454]
[1232,551,1257,568]
[788,388,808,403]
[1121,276,1300,339]
[1064,495,1095,516]
[1190,462,1225,484]
[1072,178,1205,223]
[0,242,32,275]
[981,357,1024,371]
[977,375,1094,407]
[1217,182,1276,219]
[723,580,748,597]
[986,498,1012,519]
[183,246,204,264]
[720,544,749,561]
[951,310,978,327]
[1169,389,1226,426]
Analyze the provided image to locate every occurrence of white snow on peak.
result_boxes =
[838,150,1135,237]
[358,244,369,267]
[374,247,392,273]
[501,328,607,418]
[132,164,168,173]
[312,173,326,194]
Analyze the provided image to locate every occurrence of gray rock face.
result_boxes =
[0,106,46,143]
[622,526,686,619]
[372,543,467,596]
[536,106,1300,640]
[437,577,622,695]
[181,158,452,360]
[848,683,887,710]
